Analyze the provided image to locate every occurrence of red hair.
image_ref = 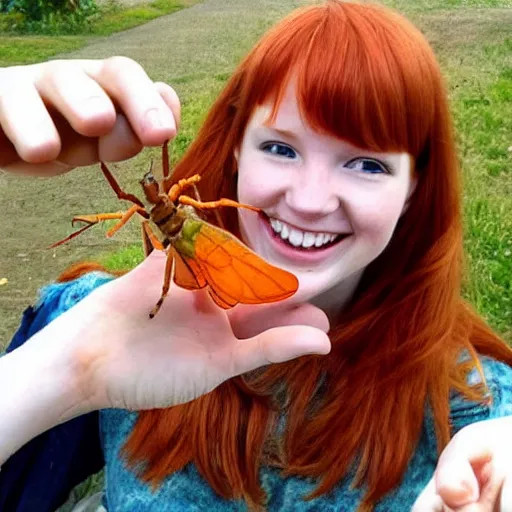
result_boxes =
[104,2,512,510]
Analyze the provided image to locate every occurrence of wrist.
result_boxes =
[0,295,108,464]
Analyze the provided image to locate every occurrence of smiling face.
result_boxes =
[236,85,416,311]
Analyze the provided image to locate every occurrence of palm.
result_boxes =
[80,252,329,411]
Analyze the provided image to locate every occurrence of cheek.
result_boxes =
[350,189,408,245]
[237,163,280,208]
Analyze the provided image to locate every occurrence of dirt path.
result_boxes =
[0,0,313,347]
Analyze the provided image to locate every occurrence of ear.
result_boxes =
[234,147,240,163]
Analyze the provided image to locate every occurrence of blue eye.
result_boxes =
[345,158,390,174]
[261,142,297,159]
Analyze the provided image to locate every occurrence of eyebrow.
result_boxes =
[260,124,301,142]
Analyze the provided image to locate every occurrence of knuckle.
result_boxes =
[0,65,32,97]
[102,56,145,81]
[41,59,74,86]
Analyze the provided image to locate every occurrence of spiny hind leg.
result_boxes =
[50,211,126,248]
[100,162,146,209]
[149,250,175,319]
[178,196,260,213]
[141,220,166,257]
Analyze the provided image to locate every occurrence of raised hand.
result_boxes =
[413,417,512,512]
[0,57,179,175]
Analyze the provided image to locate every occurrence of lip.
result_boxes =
[259,212,351,265]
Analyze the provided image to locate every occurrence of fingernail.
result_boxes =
[144,108,162,129]
[144,108,175,133]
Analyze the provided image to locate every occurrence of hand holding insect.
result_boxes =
[0,58,179,175]
[51,250,330,412]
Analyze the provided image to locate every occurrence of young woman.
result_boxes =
[1,1,511,511]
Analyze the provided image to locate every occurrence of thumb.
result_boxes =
[229,325,331,377]
[436,445,493,507]
[228,302,330,340]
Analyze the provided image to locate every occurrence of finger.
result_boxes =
[474,459,506,512]
[52,112,143,167]
[228,302,329,339]
[85,57,178,146]
[500,474,512,512]
[155,81,181,130]
[411,476,445,512]
[37,61,117,138]
[97,113,144,163]
[436,439,492,507]
[230,325,331,376]
[0,82,61,163]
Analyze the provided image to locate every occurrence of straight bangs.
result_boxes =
[239,1,440,161]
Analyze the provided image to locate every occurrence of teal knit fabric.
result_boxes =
[34,273,512,511]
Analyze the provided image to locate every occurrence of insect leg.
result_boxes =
[106,204,148,237]
[141,220,166,257]
[162,140,170,180]
[178,196,261,213]
[49,211,125,248]
[100,162,146,209]
[167,175,202,202]
[187,184,225,228]
[149,250,175,319]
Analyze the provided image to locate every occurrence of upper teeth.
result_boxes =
[269,218,339,248]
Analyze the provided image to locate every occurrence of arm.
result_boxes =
[1,251,330,459]
[0,319,96,466]
[0,272,111,512]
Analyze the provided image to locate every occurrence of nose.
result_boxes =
[285,167,340,216]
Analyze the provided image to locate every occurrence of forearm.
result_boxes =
[0,318,95,465]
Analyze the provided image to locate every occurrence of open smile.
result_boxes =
[268,216,346,249]
[259,212,351,264]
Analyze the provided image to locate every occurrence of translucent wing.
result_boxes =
[179,222,298,308]
[171,247,207,290]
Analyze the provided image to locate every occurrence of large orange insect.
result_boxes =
[51,142,298,318]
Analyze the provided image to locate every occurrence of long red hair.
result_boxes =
[85,2,512,510]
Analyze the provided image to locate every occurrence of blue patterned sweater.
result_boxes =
[3,272,512,512]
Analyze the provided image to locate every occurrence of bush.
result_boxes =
[8,0,98,33]
[0,0,14,13]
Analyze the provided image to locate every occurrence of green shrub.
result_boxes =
[10,0,98,33]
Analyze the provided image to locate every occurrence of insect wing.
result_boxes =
[171,247,208,290]
[190,222,298,307]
